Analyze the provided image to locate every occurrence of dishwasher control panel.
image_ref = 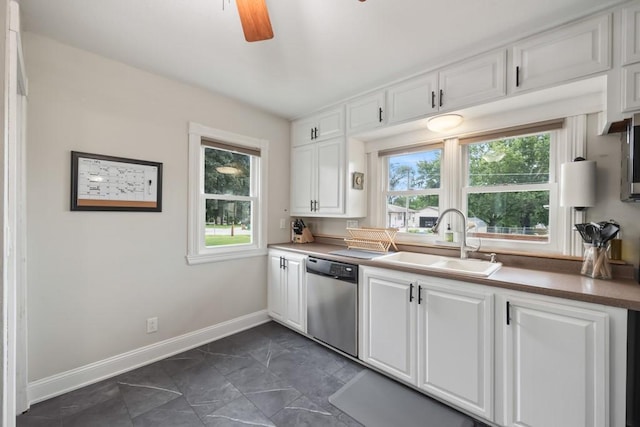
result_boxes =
[306,257,358,283]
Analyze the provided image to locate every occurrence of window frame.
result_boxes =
[375,117,586,256]
[187,122,268,265]
[381,145,443,244]
[461,130,560,252]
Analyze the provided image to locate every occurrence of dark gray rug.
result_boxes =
[329,370,476,427]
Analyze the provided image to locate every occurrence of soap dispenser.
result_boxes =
[445,224,454,242]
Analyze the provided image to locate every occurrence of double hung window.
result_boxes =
[462,131,553,244]
[187,123,268,264]
[379,119,565,252]
[382,146,442,235]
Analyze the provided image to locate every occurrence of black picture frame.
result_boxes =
[71,151,163,212]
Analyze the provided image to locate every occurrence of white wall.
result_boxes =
[586,115,640,266]
[0,0,7,419]
[23,32,291,382]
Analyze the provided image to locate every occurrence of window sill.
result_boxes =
[186,248,267,265]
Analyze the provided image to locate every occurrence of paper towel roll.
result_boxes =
[560,160,596,208]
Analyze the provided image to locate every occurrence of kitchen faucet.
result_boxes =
[432,208,478,259]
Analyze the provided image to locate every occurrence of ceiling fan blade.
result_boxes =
[236,0,274,42]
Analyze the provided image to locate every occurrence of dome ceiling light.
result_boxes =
[426,114,464,132]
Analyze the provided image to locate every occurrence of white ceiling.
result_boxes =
[19,0,626,120]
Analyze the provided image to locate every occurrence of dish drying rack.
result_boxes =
[345,227,398,253]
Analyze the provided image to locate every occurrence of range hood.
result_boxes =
[622,114,640,202]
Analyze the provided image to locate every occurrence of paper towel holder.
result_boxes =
[560,157,597,211]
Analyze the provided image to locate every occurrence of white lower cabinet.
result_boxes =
[499,294,609,427]
[360,267,494,419]
[417,278,494,420]
[360,268,417,383]
[267,250,306,332]
[360,266,622,427]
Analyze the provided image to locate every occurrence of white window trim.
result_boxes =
[187,122,269,265]
[380,146,443,244]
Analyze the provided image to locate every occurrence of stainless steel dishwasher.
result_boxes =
[306,256,358,357]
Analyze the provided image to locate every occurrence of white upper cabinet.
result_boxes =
[291,107,344,146]
[290,137,344,216]
[622,62,640,111]
[623,3,640,65]
[622,4,640,111]
[386,50,506,125]
[439,50,506,111]
[387,73,438,125]
[511,14,611,93]
[346,91,386,134]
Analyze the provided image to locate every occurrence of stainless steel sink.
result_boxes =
[374,251,502,277]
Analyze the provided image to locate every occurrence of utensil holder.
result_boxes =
[581,243,611,280]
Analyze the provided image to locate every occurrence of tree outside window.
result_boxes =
[465,132,551,242]
[203,147,255,247]
[385,149,441,233]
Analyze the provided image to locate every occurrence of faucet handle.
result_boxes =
[485,253,497,263]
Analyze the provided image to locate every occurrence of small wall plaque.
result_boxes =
[352,172,364,190]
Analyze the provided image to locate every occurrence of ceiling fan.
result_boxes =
[236,0,366,42]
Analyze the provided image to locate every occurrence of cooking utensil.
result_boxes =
[574,223,592,244]
[599,222,619,245]
[575,221,620,247]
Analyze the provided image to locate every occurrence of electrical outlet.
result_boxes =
[346,220,359,229]
[146,317,158,334]
[279,218,286,229]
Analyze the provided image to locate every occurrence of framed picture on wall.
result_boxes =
[70,151,163,212]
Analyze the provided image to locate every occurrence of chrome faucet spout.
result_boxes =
[432,208,476,259]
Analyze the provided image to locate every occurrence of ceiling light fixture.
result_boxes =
[426,114,464,133]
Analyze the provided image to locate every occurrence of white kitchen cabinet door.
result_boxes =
[439,50,506,111]
[622,62,640,111]
[417,279,494,420]
[268,250,307,333]
[315,138,344,214]
[290,144,316,215]
[360,268,417,384]
[292,108,345,146]
[267,252,285,321]
[346,91,386,134]
[283,254,306,332]
[387,73,438,124]
[623,3,640,65]
[291,117,317,147]
[316,107,345,141]
[290,137,360,217]
[511,14,610,93]
[502,295,608,427]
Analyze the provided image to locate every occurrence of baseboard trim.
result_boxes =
[27,310,270,405]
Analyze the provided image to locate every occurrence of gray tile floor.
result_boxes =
[17,321,485,426]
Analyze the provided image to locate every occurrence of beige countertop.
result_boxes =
[269,242,640,311]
